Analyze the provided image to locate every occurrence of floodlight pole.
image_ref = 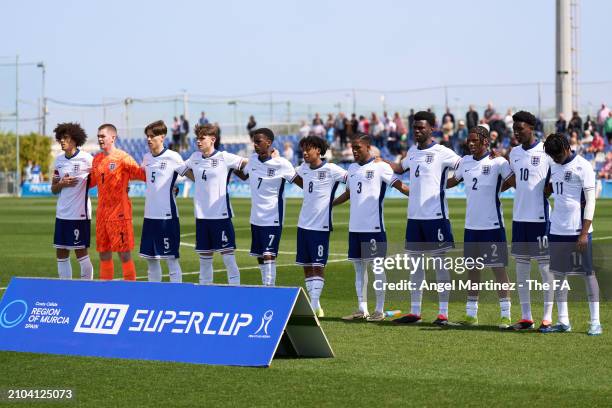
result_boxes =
[37,62,46,136]
[15,55,20,196]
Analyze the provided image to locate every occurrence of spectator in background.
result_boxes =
[588,131,605,153]
[247,115,257,134]
[24,160,33,184]
[598,152,612,179]
[283,142,295,165]
[349,113,358,136]
[489,114,507,143]
[325,113,334,130]
[569,131,583,155]
[386,116,399,154]
[393,112,406,153]
[534,116,544,139]
[407,108,415,139]
[357,115,369,134]
[442,115,454,141]
[312,113,322,126]
[369,113,384,148]
[504,109,514,138]
[171,116,180,151]
[584,115,596,134]
[340,141,353,163]
[31,161,42,183]
[555,113,567,134]
[442,107,454,126]
[299,120,311,138]
[604,111,612,144]
[199,111,209,126]
[489,130,500,152]
[597,103,610,134]
[466,105,479,129]
[439,132,452,149]
[567,111,583,137]
[483,102,495,123]
[179,114,189,152]
[453,120,468,154]
[335,112,347,148]
[312,118,326,138]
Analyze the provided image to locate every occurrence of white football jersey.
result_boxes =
[508,142,552,222]
[53,150,93,220]
[185,150,244,219]
[549,154,595,235]
[142,148,187,219]
[296,161,347,231]
[244,154,297,226]
[454,155,513,230]
[400,143,461,220]
[347,159,398,233]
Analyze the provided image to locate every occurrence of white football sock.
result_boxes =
[435,262,450,316]
[585,275,601,325]
[199,255,214,284]
[306,277,325,311]
[57,258,72,280]
[146,259,162,282]
[222,253,240,285]
[166,258,182,283]
[372,262,386,314]
[466,296,479,318]
[409,263,424,315]
[353,260,368,313]
[555,275,570,325]
[538,261,554,322]
[269,260,277,286]
[516,260,533,321]
[262,260,276,286]
[259,263,266,284]
[499,297,511,319]
[77,255,93,280]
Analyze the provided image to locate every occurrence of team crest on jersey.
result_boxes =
[482,165,490,175]
[109,162,116,171]
[160,161,167,170]
[267,168,276,177]
[366,170,374,180]
[531,156,540,166]
[318,171,326,180]
[211,159,219,168]
[425,153,434,164]
[564,171,572,182]
[73,164,80,173]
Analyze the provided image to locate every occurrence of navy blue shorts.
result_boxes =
[250,225,282,257]
[296,227,330,267]
[511,221,549,261]
[348,231,387,261]
[549,233,593,275]
[464,228,508,267]
[195,218,236,253]
[405,218,454,254]
[54,218,91,249]
[139,218,180,259]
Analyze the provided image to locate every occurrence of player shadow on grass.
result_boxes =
[325,317,547,334]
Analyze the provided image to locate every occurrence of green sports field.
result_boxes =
[0,197,610,407]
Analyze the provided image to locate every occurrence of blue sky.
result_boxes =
[1,0,610,133]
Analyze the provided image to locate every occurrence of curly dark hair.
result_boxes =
[299,135,328,156]
[53,122,87,147]
[543,132,570,157]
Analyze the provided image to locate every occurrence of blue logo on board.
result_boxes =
[0,299,28,329]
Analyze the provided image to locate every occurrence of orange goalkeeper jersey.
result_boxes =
[90,148,145,221]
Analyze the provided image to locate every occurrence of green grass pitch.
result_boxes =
[0,197,610,407]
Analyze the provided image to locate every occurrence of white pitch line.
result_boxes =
[179,241,347,257]
[0,258,350,290]
[592,236,612,241]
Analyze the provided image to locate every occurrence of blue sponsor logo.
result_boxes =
[0,299,28,329]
